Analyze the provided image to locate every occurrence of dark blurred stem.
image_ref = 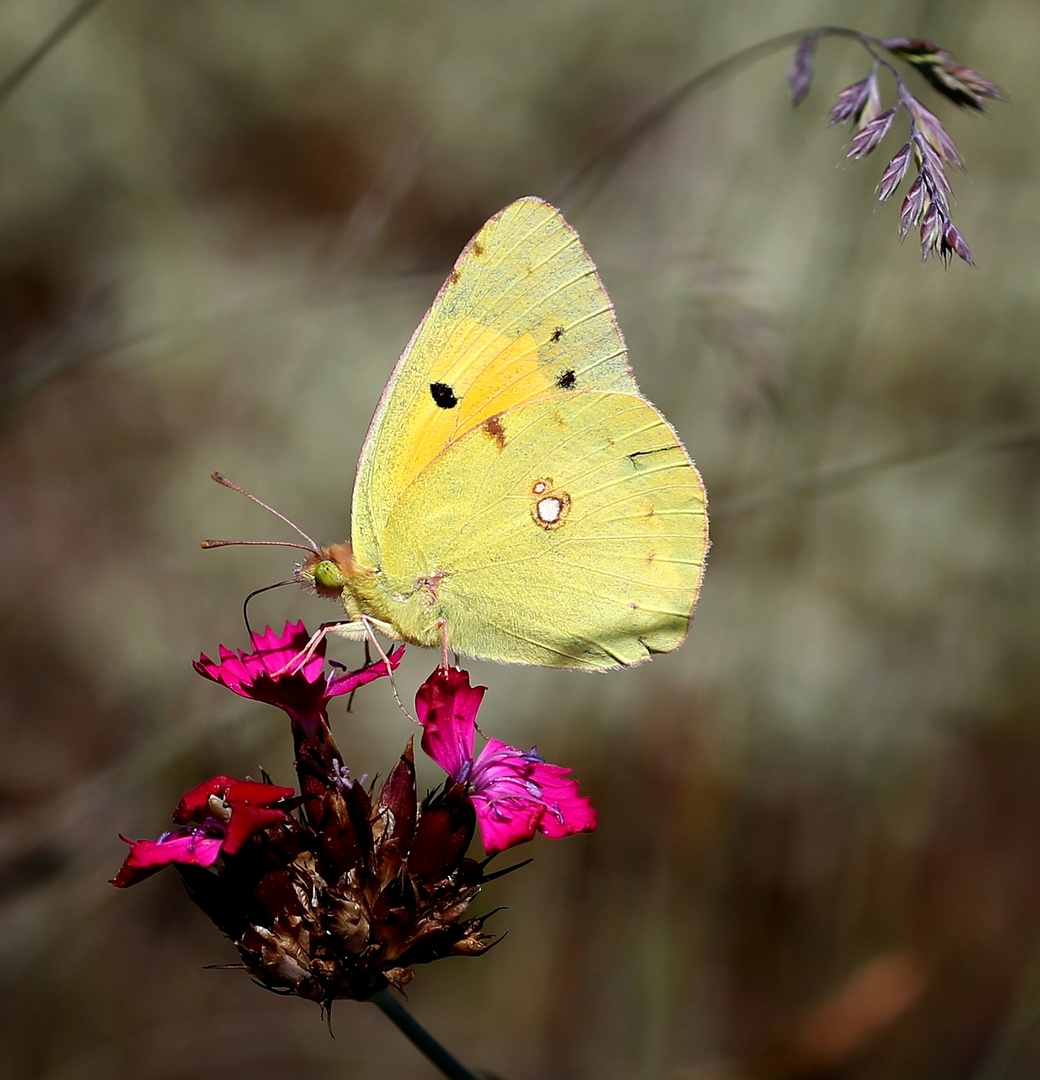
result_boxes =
[555,24,870,212]
[371,989,484,1080]
[0,0,108,109]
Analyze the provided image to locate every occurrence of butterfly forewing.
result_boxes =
[351,197,639,568]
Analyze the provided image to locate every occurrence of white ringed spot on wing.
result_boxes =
[530,478,571,530]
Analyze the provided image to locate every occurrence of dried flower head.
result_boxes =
[176,739,497,1006]
[113,626,597,1013]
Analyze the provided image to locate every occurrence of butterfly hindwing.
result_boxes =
[375,391,708,669]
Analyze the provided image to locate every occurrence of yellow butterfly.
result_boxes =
[298,196,708,670]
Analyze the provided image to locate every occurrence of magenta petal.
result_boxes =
[248,621,327,683]
[325,645,406,699]
[194,621,319,696]
[524,761,598,840]
[417,668,485,779]
[469,739,597,853]
[474,796,544,855]
[416,667,596,855]
[109,832,223,887]
[133,833,224,867]
[194,623,403,729]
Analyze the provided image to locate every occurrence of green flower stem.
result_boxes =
[370,989,485,1080]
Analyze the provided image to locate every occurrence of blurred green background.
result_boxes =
[1,1,1038,1078]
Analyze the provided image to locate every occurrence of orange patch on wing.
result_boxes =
[376,318,560,506]
[482,415,507,450]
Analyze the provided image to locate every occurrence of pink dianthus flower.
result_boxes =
[417,667,597,855]
[110,775,294,888]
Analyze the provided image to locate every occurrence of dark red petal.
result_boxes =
[223,779,296,808]
[174,775,294,824]
[174,774,241,821]
[409,788,475,877]
[376,738,418,848]
[221,804,288,855]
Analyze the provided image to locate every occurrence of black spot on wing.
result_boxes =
[556,369,577,389]
[430,382,458,409]
[550,326,564,342]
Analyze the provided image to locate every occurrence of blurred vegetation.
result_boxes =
[1,1,1038,1078]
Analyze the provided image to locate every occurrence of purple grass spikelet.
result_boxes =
[847,106,898,160]
[788,35,817,105]
[791,29,996,266]
[878,142,913,201]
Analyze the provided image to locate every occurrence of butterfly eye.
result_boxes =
[313,559,347,589]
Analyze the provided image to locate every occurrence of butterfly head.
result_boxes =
[296,542,357,600]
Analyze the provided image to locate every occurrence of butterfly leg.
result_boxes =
[272,620,354,677]
[438,619,450,671]
[359,616,415,723]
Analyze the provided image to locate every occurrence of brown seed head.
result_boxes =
[178,738,499,1009]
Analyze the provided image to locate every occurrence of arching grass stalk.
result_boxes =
[558,26,1000,265]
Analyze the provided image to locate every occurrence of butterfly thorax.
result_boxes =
[296,542,441,647]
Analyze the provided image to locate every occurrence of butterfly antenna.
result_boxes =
[207,471,321,550]
[242,579,296,642]
[201,538,317,552]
